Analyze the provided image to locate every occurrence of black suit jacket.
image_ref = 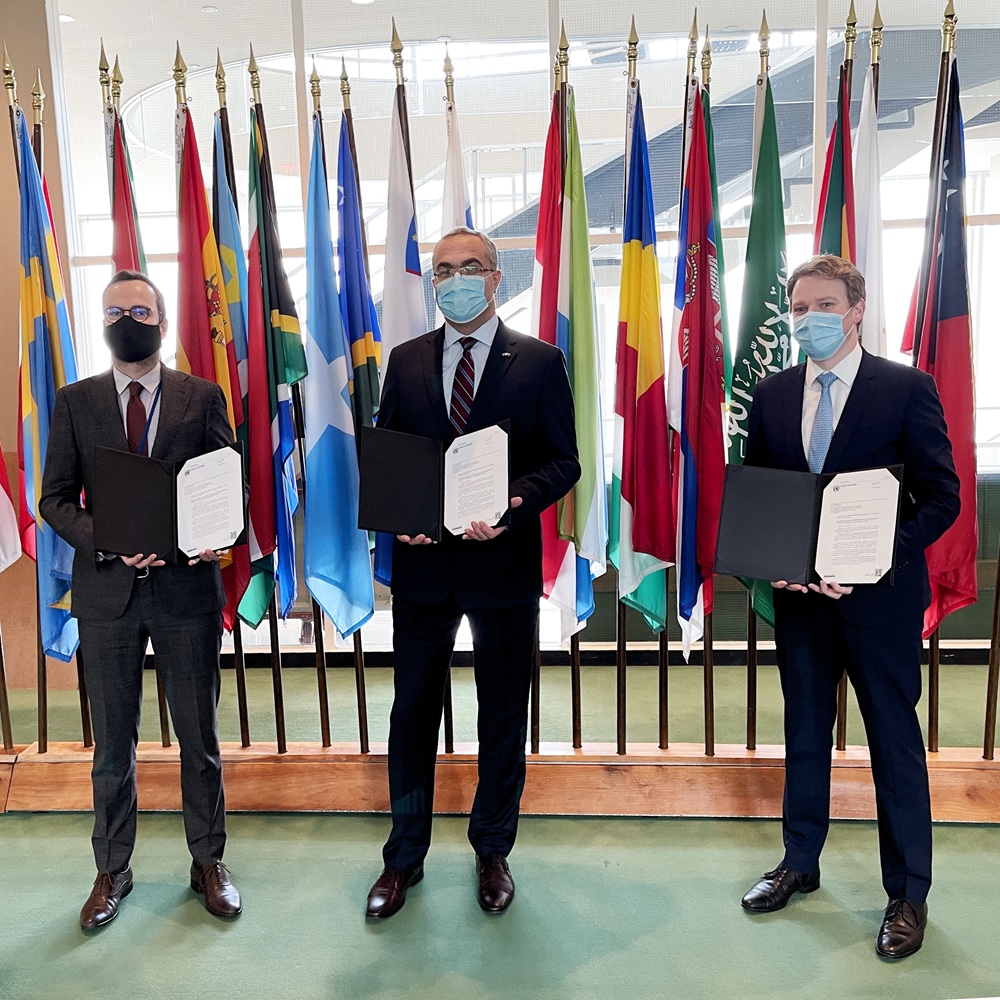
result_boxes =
[39,365,233,621]
[744,351,960,625]
[377,321,581,610]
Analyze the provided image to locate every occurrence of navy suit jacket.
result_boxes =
[744,350,960,625]
[377,321,581,610]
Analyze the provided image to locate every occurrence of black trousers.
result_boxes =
[382,596,537,869]
[774,592,931,902]
[78,575,226,873]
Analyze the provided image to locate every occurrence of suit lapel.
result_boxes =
[90,370,129,451]
[780,365,809,471]
[823,350,877,473]
[151,366,191,459]
[420,329,453,437]
[466,322,516,432]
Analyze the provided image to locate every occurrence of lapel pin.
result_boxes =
[502,352,512,358]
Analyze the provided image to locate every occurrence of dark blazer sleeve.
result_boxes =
[510,347,581,519]
[39,386,93,553]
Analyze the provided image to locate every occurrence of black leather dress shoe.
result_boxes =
[365,864,424,919]
[80,866,134,930]
[191,860,242,917]
[876,899,927,959]
[476,853,515,913]
[741,866,821,912]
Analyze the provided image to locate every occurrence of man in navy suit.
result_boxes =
[740,255,960,958]
[364,228,580,919]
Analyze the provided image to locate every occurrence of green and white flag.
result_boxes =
[726,73,792,627]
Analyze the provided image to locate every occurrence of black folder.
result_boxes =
[358,425,510,542]
[92,446,245,565]
[714,464,901,585]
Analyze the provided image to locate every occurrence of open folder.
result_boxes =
[358,423,510,542]
[714,464,902,586]
[92,445,246,564]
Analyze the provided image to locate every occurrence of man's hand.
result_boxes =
[463,496,523,541]
[397,534,435,545]
[808,579,854,599]
[188,548,224,567]
[771,580,809,592]
[122,553,165,569]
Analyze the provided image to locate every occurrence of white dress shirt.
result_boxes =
[442,314,499,405]
[800,342,863,458]
[113,363,162,453]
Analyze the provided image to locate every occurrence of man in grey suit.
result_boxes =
[40,270,242,929]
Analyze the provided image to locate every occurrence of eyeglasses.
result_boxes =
[432,264,495,281]
[104,305,157,323]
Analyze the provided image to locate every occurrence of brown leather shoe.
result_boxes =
[476,853,514,913]
[190,860,242,918]
[876,899,927,959]
[365,864,424,919]
[741,867,821,912]
[80,866,133,930]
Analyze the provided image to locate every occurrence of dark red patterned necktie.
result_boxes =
[126,381,147,455]
[449,337,476,433]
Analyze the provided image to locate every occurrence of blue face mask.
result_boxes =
[792,309,850,361]
[435,273,491,325]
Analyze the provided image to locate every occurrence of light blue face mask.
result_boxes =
[435,273,491,325]
[792,309,850,361]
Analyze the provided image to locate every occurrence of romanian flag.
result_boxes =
[671,88,727,658]
[902,59,977,637]
[814,64,856,261]
[104,102,146,272]
[240,107,308,627]
[16,106,80,661]
[610,80,672,631]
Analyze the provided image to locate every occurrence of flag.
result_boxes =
[814,64,856,261]
[610,81,672,632]
[671,88,727,658]
[212,109,253,630]
[104,103,146,272]
[726,71,792,628]
[442,98,473,233]
[853,65,886,356]
[532,90,606,642]
[16,106,80,661]
[337,112,381,433]
[902,60,977,637]
[240,106,308,627]
[0,446,21,574]
[304,114,375,638]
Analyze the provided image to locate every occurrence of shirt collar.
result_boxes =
[805,341,863,389]
[444,313,499,351]
[113,362,161,396]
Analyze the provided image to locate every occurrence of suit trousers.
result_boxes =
[382,595,537,869]
[774,592,931,902]
[78,573,226,873]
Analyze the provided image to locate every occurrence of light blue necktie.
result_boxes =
[808,371,838,474]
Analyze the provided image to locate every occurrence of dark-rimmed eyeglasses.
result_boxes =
[432,264,496,281]
[104,305,158,323]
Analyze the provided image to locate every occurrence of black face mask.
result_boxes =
[104,314,161,363]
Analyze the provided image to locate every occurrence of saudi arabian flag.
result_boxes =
[726,73,792,627]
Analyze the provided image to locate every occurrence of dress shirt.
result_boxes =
[442,314,499,405]
[800,341,863,458]
[113,363,161,454]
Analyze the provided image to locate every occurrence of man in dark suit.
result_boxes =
[740,255,960,958]
[40,270,242,929]
[364,227,580,919]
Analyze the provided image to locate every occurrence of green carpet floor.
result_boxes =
[1,812,999,1000]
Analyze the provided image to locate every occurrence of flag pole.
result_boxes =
[870,0,883,107]
[339,59,371,282]
[214,53,239,219]
[30,70,43,173]
[3,43,17,183]
[0,621,12,752]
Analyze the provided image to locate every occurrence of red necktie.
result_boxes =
[126,381,147,456]
[449,337,476,433]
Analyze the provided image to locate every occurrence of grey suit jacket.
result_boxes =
[40,364,233,621]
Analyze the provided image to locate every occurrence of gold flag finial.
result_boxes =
[216,50,227,108]
[173,43,187,106]
[248,44,261,104]
[310,57,321,114]
[845,0,858,63]
[870,0,884,64]
[4,41,17,108]
[99,39,111,105]
[340,56,351,108]
[627,17,639,80]
[760,10,771,75]
[687,10,699,78]
[391,18,405,87]
[111,55,123,110]
[942,0,957,53]
[701,24,712,87]
[443,45,455,103]
[32,68,44,126]
[557,20,569,86]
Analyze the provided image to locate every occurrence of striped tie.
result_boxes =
[449,336,476,433]
[807,371,837,474]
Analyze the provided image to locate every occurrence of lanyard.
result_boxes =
[137,381,162,457]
